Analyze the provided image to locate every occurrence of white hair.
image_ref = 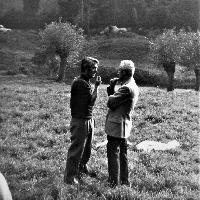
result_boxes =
[119,60,135,75]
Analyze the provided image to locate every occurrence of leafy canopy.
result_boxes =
[150,29,179,65]
[40,20,85,61]
[177,30,200,68]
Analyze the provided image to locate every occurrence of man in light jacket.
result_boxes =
[105,60,139,187]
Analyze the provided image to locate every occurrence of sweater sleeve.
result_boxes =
[107,86,132,110]
[107,85,115,96]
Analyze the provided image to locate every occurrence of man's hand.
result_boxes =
[95,76,102,87]
[91,76,101,104]
[110,77,119,88]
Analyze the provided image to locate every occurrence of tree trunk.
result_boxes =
[81,0,84,28]
[85,1,90,34]
[166,72,175,92]
[194,66,200,91]
[56,57,67,82]
[163,62,176,91]
[198,0,200,32]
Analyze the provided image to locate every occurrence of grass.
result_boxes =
[0,29,199,199]
[0,76,199,200]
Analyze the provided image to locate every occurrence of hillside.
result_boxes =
[0,29,197,89]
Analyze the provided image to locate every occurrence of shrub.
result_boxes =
[31,49,47,66]
[134,68,165,87]
[97,66,118,84]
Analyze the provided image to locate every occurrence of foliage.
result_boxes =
[0,0,198,33]
[150,29,179,65]
[96,63,165,87]
[58,0,81,24]
[40,19,85,64]
[134,67,164,87]
[97,66,118,84]
[23,0,40,16]
[177,30,200,69]
[0,77,199,199]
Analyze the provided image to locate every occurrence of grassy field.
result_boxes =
[0,76,199,200]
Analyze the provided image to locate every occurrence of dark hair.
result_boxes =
[81,57,99,72]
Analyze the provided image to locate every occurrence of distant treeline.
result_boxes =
[0,0,199,33]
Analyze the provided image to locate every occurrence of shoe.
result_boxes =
[79,164,97,178]
[107,180,117,188]
[121,180,131,187]
[107,177,118,188]
[64,177,79,185]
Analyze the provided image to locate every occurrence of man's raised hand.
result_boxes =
[110,77,119,87]
[95,76,102,87]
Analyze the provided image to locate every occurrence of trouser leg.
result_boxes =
[120,139,129,185]
[80,119,94,166]
[64,119,87,182]
[107,135,120,186]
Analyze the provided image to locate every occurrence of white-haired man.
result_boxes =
[105,60,139,187]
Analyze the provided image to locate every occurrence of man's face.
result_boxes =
[86,63,98,78]
[118,69,126,81]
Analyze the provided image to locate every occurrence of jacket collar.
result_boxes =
[121,77,135,86]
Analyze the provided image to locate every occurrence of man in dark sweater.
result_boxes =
[64,57,101,185]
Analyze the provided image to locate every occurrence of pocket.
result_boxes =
[85,119,94,136]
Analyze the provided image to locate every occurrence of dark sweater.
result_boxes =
[70,75,94,119]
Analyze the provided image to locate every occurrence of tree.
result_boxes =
[40,19,85,82]
[150,29,179,91]
[23,0,40,16]
[177,30,200,91]
[58,0,80,24]
[169,0,198,31]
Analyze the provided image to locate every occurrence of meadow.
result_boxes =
[0,75,199,200]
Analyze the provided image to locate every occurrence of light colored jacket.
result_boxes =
[0,172,12,200]
[105,77,139,138]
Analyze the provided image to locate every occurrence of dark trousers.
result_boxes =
[107,135,129,186]
[64,118,94,182]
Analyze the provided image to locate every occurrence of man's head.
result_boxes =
[118,60,135,82]
[81,57,99,79]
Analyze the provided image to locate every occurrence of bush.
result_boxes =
[18,66,29,75]
[134,68,165,87]
[65,64,165,86]
[97,66,118,84]
[32,50,47,66]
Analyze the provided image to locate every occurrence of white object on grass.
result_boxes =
[136,140,180,152]
[95,139,180,152]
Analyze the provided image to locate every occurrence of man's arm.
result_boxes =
[107,86,132,110]
[107,78,119,96]
[91,76,101,105]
